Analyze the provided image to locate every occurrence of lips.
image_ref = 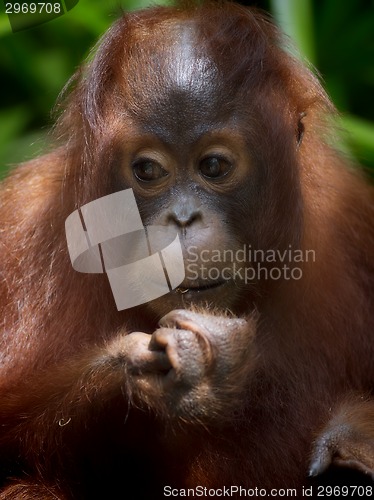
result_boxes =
[175,280,227,294]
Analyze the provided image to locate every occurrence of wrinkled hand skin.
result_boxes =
[109,309,256,420]
[309,399,374,479]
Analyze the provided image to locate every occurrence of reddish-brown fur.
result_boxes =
[0,2,373,498]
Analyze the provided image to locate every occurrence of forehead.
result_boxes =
[121,19,235,141]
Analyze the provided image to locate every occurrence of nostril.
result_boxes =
[167,210,202,228]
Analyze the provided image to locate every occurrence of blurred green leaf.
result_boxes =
[270,0,316,63]
[0,106,31,147]
[340,115,374,168]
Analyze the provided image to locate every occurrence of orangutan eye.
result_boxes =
[199,156,232,180]
[133,159,168,182]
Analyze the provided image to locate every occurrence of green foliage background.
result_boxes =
[0,0,373,178]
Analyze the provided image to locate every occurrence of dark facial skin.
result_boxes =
[117,123,254,317]
[109,24,261,318]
